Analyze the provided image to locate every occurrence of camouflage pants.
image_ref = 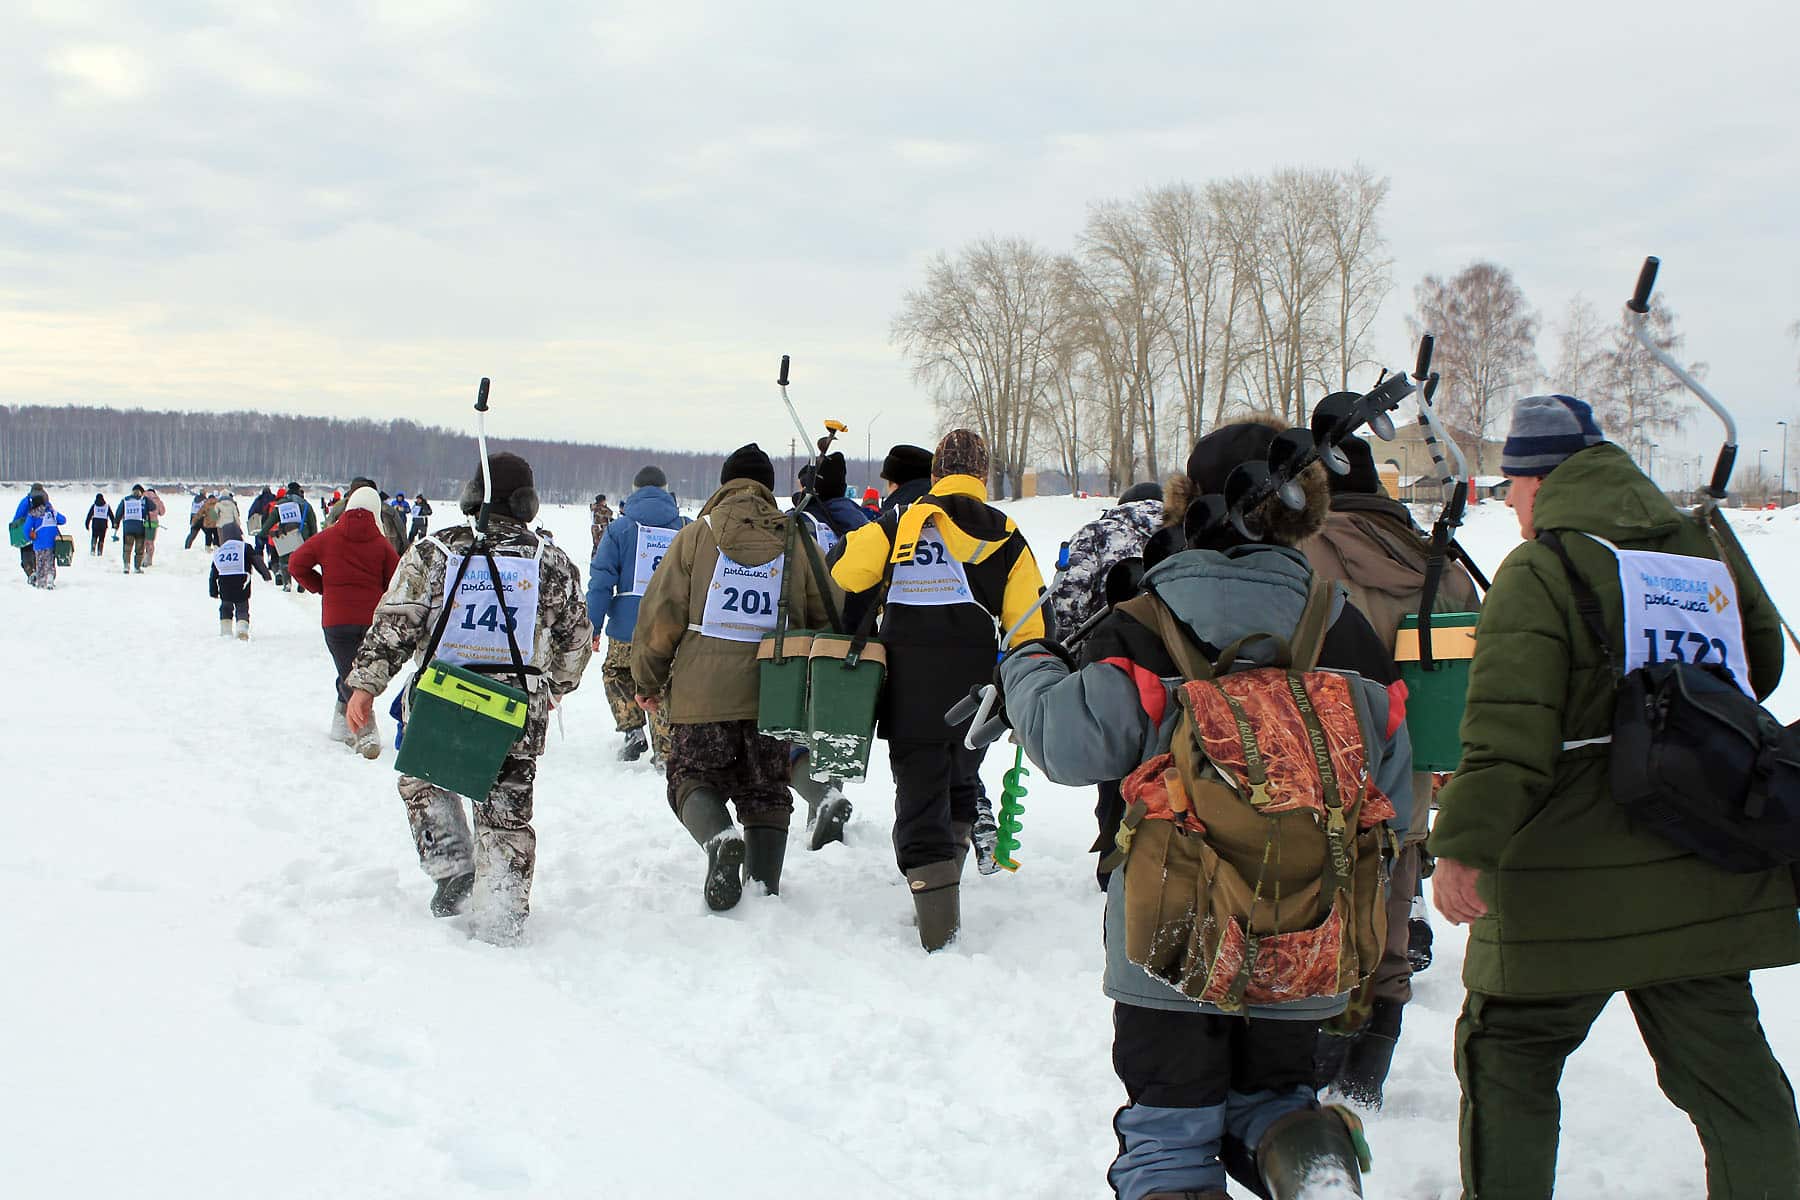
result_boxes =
[399,709,546,920]
[121,534,144,571]
[666,719,794,830]
[32,548,55,588]
[602,640,671,752]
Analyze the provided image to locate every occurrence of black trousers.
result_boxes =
[216,575,251,623]
[323,624,369,704]
[1112,1003,1319,1108]
[887,738,986,871]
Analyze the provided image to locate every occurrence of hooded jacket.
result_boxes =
[1431,442,1798,997]
[831,473,1046,741]
[1046,498,1163,637]
[586,485,688,642]
[25,505,65,552]
[632,479,839,724]
[326,493,407,556]
[288,506,402,627]
[1001,544,1413,1017]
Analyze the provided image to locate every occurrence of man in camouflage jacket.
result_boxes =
[1045,481,1162,638]
[346,453,593,943]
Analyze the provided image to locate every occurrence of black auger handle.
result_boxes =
[778,355,792,387]
[1710,446,1737,499]
[1629,257,1660,315]
[475,377,491,412]
[1424,371,1440,402]
[1414,334,1435,381]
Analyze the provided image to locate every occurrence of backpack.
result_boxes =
[1539,529,1800,873]
[1104,575,1398,1012]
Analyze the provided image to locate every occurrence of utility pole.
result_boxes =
[1780,420,1789,507]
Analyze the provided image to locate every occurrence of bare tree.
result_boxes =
[1409,262,1540,472]
[1595,300,1699,465]
[1143,182,1227,450]
[1079,201,1174,482]
[1553,295,1610,401]
[1320,165,1394,392]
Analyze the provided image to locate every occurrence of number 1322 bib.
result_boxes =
[1616,545,1751,696]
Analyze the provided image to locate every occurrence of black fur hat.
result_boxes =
[459,452,540,521]
[1165,415,1328,550]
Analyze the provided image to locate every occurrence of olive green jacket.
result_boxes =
[1431,443,1799,996]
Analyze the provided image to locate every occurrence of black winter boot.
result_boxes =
[619,728,649,762]
[906,859,961,951]
[1336,1001,1403,1110]
[1257,1105,1369,1199]
[807,786,851,851]
[679,787,744,912]
[430,872,476,917]
[744,827,786,896]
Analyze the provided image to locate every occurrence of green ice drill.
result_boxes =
[995,743,1029,872]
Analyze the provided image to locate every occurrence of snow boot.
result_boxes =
[353,717,382,760]
[235,620,250,641]
[972,803,1000,875]
[329,701,355,746]
[808,787,851,851]
[1335,1001,1402,1110]
[906,859,961,952]
[1408,913,1434,973]
[619,727,649,762]
[743,826,786,896]
[219,619,233,637]
[430,871,476,917]
[680,787,745,912]
[1257,1105,1369,1199]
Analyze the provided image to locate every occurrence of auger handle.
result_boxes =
[1710,447,1737,500]
[1424,371,1440,402]
[1414,334,1434,382]
[778,355,791,387]
[475,377,491,413]
[1629,257,1660,315]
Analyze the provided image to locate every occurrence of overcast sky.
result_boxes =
[4,0,1797,476]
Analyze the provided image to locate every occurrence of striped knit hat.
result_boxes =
[1501,394,1607,477]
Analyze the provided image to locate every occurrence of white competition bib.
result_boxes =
[277,502,302,526]
[1616,545,1751,696]
[631,525,678,597]
[213,541,248,577]
[122,499,145,522]
[698,552,781,642]
[91,505,109,522]
[804,513,839,556]
[887,528,974,608]
[435,551,543,669]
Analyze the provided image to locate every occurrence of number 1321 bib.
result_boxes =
[1616,546,1751,696]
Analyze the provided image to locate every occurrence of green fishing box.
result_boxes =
[756,630,887,784]
[392,660,528,799]
[1395,612,1479,773]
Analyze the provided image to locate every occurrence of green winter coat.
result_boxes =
[1430,443,1800,997]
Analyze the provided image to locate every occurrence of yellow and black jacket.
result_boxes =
[831,473,1044,741]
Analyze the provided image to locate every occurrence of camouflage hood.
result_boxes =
[697,479,789,567]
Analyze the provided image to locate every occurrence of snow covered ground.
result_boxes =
[4,489,1798,1198]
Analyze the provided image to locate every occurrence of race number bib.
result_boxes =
[213,541,248,577]
[804,514,839,556]
[91,505,109,522]
[631,525,678,597]
[1616,546,1751,696]
[277,502,302,526]
[438,552,542,669]
[698,553,781,642]
[122,499,145,522]
[888,528,974,608]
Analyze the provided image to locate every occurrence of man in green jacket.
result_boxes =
[1431,394,1800,1198]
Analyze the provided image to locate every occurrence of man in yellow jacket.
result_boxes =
[831,429,1045,950]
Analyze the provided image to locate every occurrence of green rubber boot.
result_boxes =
[1258,1105,1369,1199]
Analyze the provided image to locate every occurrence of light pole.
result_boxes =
[1760,449,1769,504]
[1780,420,1789,507]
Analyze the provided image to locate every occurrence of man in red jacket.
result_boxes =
[289,486,401,757]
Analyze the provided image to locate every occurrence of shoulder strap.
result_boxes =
[478,544,533,693]
[1537,530,1617,672]
[847,515,900,658]
[1116,593,1214,683]
[1291,574,1335,671]
[419,545,479,671]
[790,502,844,635]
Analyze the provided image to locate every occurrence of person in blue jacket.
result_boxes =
[587,465,688,762]
[12,483,49,579]
[24,497,66,589]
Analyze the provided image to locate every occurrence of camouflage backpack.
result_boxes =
[1105,574,1398,1011]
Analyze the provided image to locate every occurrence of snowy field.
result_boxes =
[4,489,1799,1199]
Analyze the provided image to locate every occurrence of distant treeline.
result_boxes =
[0,405,885,503]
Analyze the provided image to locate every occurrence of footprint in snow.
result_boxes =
[437,1135,533,1192]
[310,1065,415,1130]
[232,983,302,1028]
[236,911,298,950]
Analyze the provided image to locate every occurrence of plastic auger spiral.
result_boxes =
[995,745,1029,872]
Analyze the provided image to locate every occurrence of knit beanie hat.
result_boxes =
[346,486,383,517]
[721,443,775,491]
[881,444,933,485]
[1501,395,1607,477]
[633,465,667,490]
[459,452,539,521]
[814,452,849,500]
[932,429,988,482]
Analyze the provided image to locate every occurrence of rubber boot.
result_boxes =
[619,728,648,762]
[430,871,476,917]
[809,786,851,851]
[791,767,826,828]
[1335,1001,1402,1110]
[743,826,786,896]
[235,620,251,642]
[906,859,961,951]
[219,619,233,637]
[679,787,744,912]
[949,820,973,875]
[329,701,354,746]
[1257,1106,1368,1199]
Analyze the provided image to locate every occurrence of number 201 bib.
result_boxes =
[438,551,542,668]
[698,553,781,642]
[1615,544,1751,696]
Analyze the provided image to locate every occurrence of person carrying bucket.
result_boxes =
[344,452,594,944]
[586,465,685,765]
[631,443,841,912]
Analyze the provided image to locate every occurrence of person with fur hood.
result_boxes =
[344,454,594,944]
[289,486,403,758]
[997,416,1412,1200]
[633,444,840,911]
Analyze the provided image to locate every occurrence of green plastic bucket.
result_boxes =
[8,519,27,549]
[54,536,74,567]
[393,660,528,798]
[803,634,886,783]
[1396,612,1479,772]
[756,631,815,742]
